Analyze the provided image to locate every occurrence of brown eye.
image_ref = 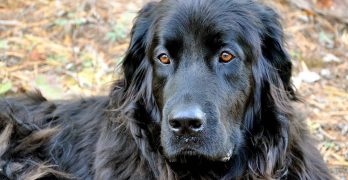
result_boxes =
[219,51,235,63]
[158,53,170,64]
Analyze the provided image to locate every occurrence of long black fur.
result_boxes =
[0,0,332,179]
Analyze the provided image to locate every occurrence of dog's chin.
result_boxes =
[165,148,234,164]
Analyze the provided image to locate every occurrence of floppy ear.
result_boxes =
[245,5,295,127]
[244,6,295,179]
[250,5,296,116]
[259,6,294,98]
[119,2,160,123]
[123,2,156,84]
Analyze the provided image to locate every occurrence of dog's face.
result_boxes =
[123,0,291,165]
[149,1,254,162]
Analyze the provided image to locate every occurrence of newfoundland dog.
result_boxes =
[0,0,332,179]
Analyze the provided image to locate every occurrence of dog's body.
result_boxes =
[0,0,332,179]
[0,94,108,179]
[0,91,332,180]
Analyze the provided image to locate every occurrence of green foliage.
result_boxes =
[0,82,12,95]
[54,13,87,26]
[35,76,64,99]
[289,50,301,60]
[106,23,128,42]
[323,141,335,149]
[47,54,67,63]
[54,18,86,26]
[0,40,7,49]
[319,31,334,48]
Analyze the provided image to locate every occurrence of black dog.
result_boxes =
[0,0,332,179]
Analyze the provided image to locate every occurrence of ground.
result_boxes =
[0,0,347,179]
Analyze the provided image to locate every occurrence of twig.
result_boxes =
[319,128,336,140]
[327,161,348,167]
[0,20,21,26]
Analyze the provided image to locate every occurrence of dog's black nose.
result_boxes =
[168,105,205,135]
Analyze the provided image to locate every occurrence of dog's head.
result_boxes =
[121,0,293,167]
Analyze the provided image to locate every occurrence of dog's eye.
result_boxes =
[158,53,171,64]
[219,51,235,63]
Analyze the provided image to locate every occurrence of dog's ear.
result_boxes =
[244,6,295,178]
[122,2,156,84]
[249,5,296,117]
[258,6,295,99]
[246,5,294,123]
[119,2,160,122]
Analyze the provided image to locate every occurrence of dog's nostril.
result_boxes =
[168,118,203,132]
[169,119,181,130]
[189,119,202,130]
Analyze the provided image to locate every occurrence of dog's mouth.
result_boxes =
[166,148,234,163]
[165,148,235,175]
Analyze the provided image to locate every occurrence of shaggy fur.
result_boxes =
[0,0,332,179]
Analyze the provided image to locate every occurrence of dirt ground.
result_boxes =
[0,0,347,179]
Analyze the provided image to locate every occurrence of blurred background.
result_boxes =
[0,0,347,179]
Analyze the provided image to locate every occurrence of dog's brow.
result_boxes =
[164,38,183,58]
